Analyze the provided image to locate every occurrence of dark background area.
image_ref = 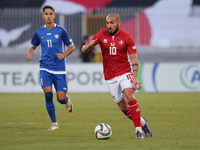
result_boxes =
[0,0,158,8]
[1,0,200,8]
[0,0,45,8]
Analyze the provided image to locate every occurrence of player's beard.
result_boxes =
[108,25,120,36]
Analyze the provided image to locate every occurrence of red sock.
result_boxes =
[124,107,132,120]
[128,99,141,127]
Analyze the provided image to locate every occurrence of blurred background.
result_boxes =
[0,0,200,63]
[0,0,200,93]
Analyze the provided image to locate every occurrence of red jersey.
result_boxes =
[89,29,137,80]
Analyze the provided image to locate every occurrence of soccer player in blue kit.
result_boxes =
[26,5,75,130]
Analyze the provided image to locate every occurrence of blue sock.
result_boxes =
[58,95,69,104]
[45,92,56,123]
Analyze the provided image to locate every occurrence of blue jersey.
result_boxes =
[31,24,74,74]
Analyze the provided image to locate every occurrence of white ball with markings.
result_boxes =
[94,123,112,140]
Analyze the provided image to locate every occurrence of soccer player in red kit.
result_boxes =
[81,13,152,139]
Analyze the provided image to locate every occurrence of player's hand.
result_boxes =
[55,53,64,60]
[88,39,97,47]
[133,79,141,90]
[26,56,32,62]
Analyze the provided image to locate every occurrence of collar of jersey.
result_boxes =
[43,23,57,28]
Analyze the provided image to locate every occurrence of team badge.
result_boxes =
[119,40,124,45]
[55,34,59,39]
[41,36,44,40]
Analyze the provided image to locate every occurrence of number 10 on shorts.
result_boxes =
[109,46,116,55]
[126,74,133,82]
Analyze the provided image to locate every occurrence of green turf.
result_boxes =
[0,93,200,150]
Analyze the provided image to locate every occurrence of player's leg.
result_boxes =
[117,97,131,119]
[40,71,58,130]
[43,86,58,130]
[119,96,145,126]
[57,91,73,112]
[54,74,73,112]
[105,75,143,139]
[119,73,144,138]
[122,91,152,137]
[123,88,143,138]
[122,96,144,123]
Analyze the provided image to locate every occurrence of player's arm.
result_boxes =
[56,45,75,60]
[26,31,40,62]
[26,47,36,62]
[130,53,141,90]
[81,39,97,53]
[56,28,76,60]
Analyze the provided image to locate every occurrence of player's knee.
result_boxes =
[126,95,136,101]
[57,91,67,100]
[57,96,68,104]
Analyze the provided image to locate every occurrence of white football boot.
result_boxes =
[66,97,73,113]
[48,123,59,131]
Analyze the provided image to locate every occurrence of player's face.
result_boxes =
[43,8,55,24]
[106,17,121,36]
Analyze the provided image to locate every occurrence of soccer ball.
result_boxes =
[94,123,112,140]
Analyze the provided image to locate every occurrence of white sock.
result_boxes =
[135,127,142,133]
[53,122,58,126]
[141,117,145,126]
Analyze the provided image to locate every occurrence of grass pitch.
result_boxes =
[0,92,200,150]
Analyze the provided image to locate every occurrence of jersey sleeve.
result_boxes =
[127,34,137,54]
[31,31,40,48]
[87,31,101,47]
[62,28,74,47]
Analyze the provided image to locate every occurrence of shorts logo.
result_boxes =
[63,87,67,90]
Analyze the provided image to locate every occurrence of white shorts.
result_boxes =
[105,73,135,103]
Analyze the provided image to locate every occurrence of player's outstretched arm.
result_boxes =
[26,47,36,62]
[56,45,75,60]
[81,39,97,53]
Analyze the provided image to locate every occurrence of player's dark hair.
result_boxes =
[43,5,55,12]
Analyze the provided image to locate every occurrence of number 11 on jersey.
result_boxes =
[47,39,52,47]
[109,46,116,55]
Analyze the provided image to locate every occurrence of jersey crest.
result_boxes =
[119,40,124,45]
[55,34,59,39]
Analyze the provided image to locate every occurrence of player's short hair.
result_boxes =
[106,13,121,22]
[43,5,55,12]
